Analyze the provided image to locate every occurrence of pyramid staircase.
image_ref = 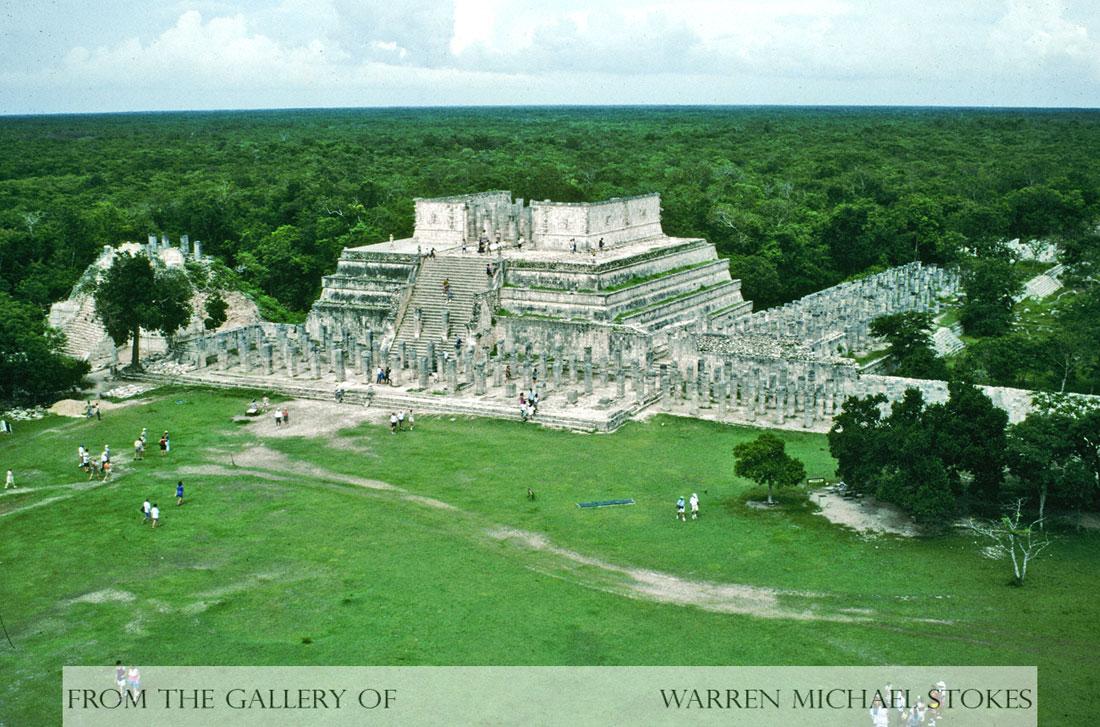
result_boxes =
[392,255,493,361]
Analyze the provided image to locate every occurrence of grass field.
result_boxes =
[1,387,1097,724]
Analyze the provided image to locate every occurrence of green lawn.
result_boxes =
[1,387,1097,724]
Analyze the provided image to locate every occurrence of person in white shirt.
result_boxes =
[689,493,700,520]
[4,469,13,490]
[150,504,160,528]
[142,499,152,524]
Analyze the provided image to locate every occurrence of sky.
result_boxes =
[1,0,1098,113]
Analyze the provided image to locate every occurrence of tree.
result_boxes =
[733,433,806,505]
[870,311,948,379]
[1006,412,1093,523]
[91,252,193,370]
[0,292,89,406]
[965,500,1051,586]
[203,292,229,330]
[960,253,1022,337]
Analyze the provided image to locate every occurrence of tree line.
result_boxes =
[2,106,1099,405]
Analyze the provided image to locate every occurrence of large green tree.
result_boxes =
[91,252,193,369]
[733,433,806,505]
[870,311,948,379]
[0,292,89,406]
[960,253,1022,337]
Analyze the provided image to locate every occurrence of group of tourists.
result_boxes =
[675,493,701,521]
[139,481,184,529]
[78,443,113,480]
[388,410,414,433]
[868,681,947,726]
[518,390,539,422]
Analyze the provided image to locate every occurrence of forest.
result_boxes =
[1,106,1098,403]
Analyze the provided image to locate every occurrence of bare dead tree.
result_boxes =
[965,499,1052,586]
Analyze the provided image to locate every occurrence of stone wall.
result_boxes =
[529,194,663,251]
[413,191,524,247]
[498,317,651,364]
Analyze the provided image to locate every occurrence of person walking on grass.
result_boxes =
[4,469,13,490]
[389,412,398,434]
[133,437,144,461]
[397,410,406,431]
[689,492,700,520]
[142,498,151,524]
[676,495,686,522]
[150,503,160,528]
[159,434,168,456]
[176,481,184,506]
[407,410,415,431]
[101,459,112,481]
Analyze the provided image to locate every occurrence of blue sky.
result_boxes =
[1,0,1098,113]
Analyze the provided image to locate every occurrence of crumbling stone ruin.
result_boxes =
[116,191,1093,431]
[47,234,260,369]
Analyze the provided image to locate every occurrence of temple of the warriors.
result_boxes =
[74,189,1070,432]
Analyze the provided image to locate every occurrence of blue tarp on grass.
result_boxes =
[577,498,636,509]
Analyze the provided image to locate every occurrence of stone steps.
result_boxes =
[392,255,492,360]
[122,369,646,433]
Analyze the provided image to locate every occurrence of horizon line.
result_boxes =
[3,101,1100,119]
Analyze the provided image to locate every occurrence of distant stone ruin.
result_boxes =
[122,191,1094,431]
[47,235,260,370]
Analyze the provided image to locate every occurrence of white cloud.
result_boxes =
[1,0,1099,111]
[989,0,1098,75]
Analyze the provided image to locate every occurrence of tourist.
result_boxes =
[101,459,111,481]
[598,237,604,251]
[77,444,86,466]
[274,408,282,427]
[689,492,699,520]
[527,487,536,501]
[486,263,493,278]
[159,434,168,456]
[570,238,577,254]
[140,428,147,446]
[282,406,289,425]
[115,661,127,697]
[4,469,13,490]
[407,410,415,431]
[504,364,512,380]
[389,412,398,434]
[676,495,686,522]
[376,366,385,384]
[520,405,529,423]
[94,402,101,421]
[262,396,270,411]
[126,666,141,698]
[519,392,526,407]
[384,366,392,384]
[133,437,144,460]
[455,336,462,354]
[163,432,170,453]
[334,387,344,403]
[142,498,151,524]
[176,481,185,506]
[102,444,111,463]
[150,503,160,528]
[429,248,436,259]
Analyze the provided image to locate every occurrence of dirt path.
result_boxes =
[810,490,919,537]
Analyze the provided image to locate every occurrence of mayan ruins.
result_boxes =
[54,190,1080,431]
